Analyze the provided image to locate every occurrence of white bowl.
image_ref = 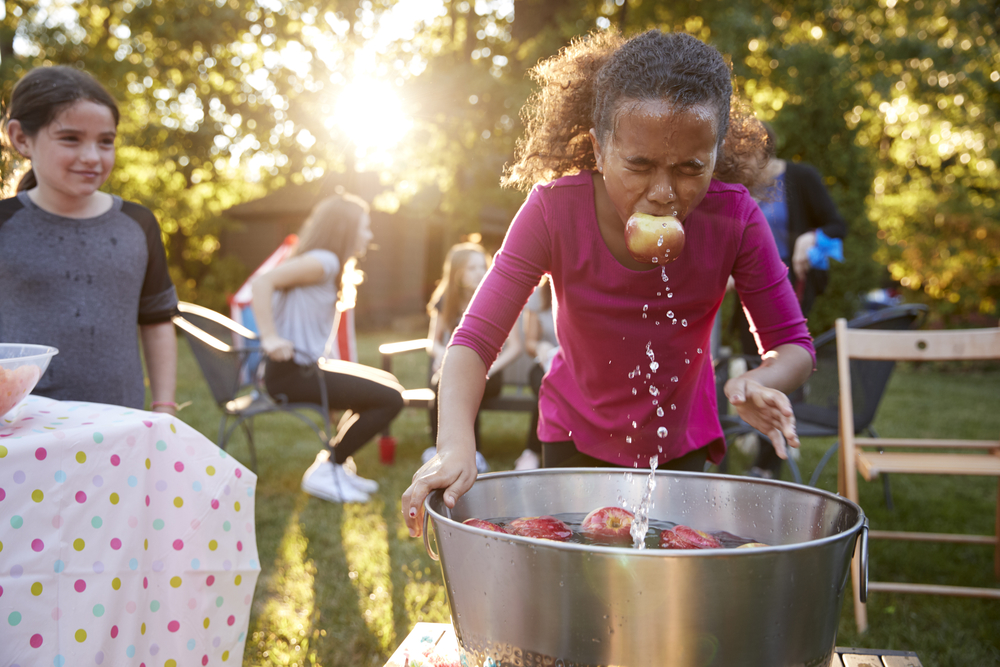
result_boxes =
[0,344,58,421]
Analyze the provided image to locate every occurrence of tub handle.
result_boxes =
[423,506,439,562]
[859,520,869,603]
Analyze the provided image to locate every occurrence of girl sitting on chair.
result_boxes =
[251,192,404,504]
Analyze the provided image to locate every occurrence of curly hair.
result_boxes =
[502,29,772,193]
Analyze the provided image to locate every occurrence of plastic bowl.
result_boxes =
[0,344,58,421]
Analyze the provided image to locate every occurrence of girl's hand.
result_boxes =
[792,231,817,283]
[725,377,799,459]
[260,335,295,362]
[401,447,478,538]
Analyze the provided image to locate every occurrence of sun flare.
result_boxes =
[330,78,412,157]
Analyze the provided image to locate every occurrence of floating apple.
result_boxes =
[624,212,685,265]
[507,515,573,541]
[736,542,769,549]
[581,506,635,543]
[659,524,722,550]
[462,518,508,533]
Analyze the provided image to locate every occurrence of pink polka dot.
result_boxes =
[30,634,43,648]
[244,594,252,605]
[51,607,61,620]
[190,519,201,530]
[31,539,44,552]
[128,516,138,528]
[206,575,215,586]
[145,495,150,507]
[234,469,242,478]
[110,454,120,466]
[75,490,87,503]
[143,577,148,589]
[125,601,137,614]
[74,579,86,593]
[35,447,47,460]
[172,539,184,551]
[210,499,219,510]
[227,615,235,626]
[126,436,136,446]
[167,620,180,632]
[187,598,197,610]
[110,625,119,639]
[52,516,63,529]
[110,538,122,550]
[0,488,5,501]
[237,541,243,551]
[0,585,3,598]
[202,655,209,666]
[174,461,184,472]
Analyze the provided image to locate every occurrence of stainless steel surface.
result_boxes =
[859,520,869,603]
[425,468,866,667]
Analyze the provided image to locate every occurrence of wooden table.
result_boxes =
[384,623,923,667]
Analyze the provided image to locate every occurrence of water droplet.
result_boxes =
[671,376,679,383]
[655,321,660,325]
[643,304,648,311]
[632,388,637,395]
[652,399,658,405]
[657,427,668,438]
[672,318,677,324]
[657,235,663,247]
[681,319,688,327]
[697,348,703,354]
[652,256,659,263]
[631,421,637,429]
[671,404,676,410]
[666,311,674,318]
[625,436,632,443]
[668,293,674,298]
[661,267,668,282]
[685,358,690,364]
[648,386,659,396]
[649,361,659,372]
[642,313,647,318]
[656,407,664,417]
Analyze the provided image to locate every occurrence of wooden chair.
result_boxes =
[836,321,1000,632]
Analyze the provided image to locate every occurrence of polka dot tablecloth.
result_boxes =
[0,396,260,667]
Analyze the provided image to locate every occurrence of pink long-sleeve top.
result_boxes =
[452,171,815,466]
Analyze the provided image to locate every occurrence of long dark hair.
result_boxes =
[503,29,772,193]
[2,66,120,192]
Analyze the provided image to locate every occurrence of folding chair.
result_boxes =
[718,303,928,489]
[836,322,1000,632]
[173,302,332,471]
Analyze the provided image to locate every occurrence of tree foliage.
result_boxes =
[2,0,996,324]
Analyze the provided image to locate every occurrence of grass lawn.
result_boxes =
[170,328,1000,666]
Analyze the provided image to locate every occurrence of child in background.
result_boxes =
[251,193,404,504]
[515,276,558,471]
[403,30,815,533]
[0,66,178,415]
[422,242,523,473]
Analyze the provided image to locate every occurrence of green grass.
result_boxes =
[171,330,1000,666]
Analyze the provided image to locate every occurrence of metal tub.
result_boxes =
[423,468,868,667]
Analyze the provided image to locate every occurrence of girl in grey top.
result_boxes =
[251,193,404,504]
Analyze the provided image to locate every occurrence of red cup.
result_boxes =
[378,436,396,465]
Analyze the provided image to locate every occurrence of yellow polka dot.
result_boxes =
[76,451,87,463]
[144,539,149,551]
[166,660,177,667]
[73,538,85,551]
[0,445,7,457]
[75,629,87,642]
[203,617,210,629]
[206,466,216,476]
[222,651,229,661]
[31,582,42,596]
[170,576,182,588]
[234,575,242,586]
[141,622,146,635]
[145,458,151,469]
[0,541,3,553]
[208,540,218,551]
[112,577,121,590]
[110,492,119,505]
[173,497,184,508]
[170,423,177,433]
[234,501,240,512]
[31,489,44,503]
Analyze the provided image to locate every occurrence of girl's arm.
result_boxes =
[250,254,325,361]
[140,321,178,415]
[488,319,523,377]
[724,343,813,458]
[402,344,484,537]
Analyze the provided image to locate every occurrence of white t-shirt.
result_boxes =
[271,249,340,364]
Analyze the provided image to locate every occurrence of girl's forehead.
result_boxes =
[611,99,719,144]
[51,99,117,130]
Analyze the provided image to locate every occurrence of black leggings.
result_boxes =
[264,359,404,464]
[541,440,713,472]
[429,370,503,450]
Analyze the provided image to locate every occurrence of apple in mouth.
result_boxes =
[624,212,685,264]
[580,506,635,543]
[659,524,723,549]
[507,515,573,541]
[463,518,509,533]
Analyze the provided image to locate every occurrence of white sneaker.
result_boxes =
[421,446,437,464]
[301,451,370,504]
[475,451,491,474]
[341,456,379,494]
[514,449,540,471]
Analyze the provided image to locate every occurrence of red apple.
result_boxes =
[624,212,685,264]
[507,515,573,541]
[659,524,723,550]
[462,518,508,533]
[581,506,635,543]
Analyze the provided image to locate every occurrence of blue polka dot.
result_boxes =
[249,559,258,569]
[127,476,137,487]
[246,487,254,497]
[92,517,102,528]
[238,631,245,641]
[192,481,202,492]
[54,655,65,667]
[54,470,66,483]
[10,516,23,529]
[191,558,200,570]
[223,521,231,532]
[187,639,196,650]
[54,560,65,573]
[155,440,167,451]
[152,519,164,530]
[150,600,160,612]
[126,645,135,658]
[93,604,105,617]
[128,558,138,571]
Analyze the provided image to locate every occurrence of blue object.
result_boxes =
[808,229,844,270]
